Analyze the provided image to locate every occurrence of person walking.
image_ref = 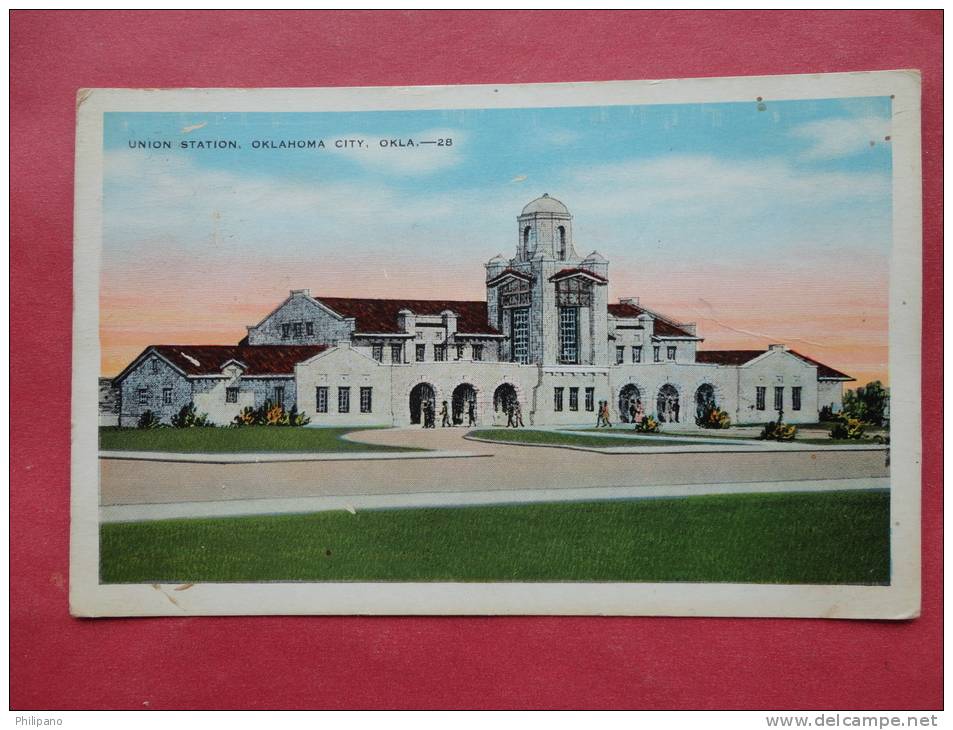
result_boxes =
[506,401,515,428]
[513,400,525,427]
[595,400,604,427]
[440,400,451,428]
[634,398,644,426]
[601,400,613,428]
[467,398,477,427]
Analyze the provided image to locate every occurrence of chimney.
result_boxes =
[768,344,787,351]
[290,288,311,297]
[619,296,639,307]
[397,308,416,334]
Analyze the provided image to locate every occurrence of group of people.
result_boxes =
[595,400,614,428]
[502,398,525,428]
[419,399,478,428]
[599,398,651,428]
[658,395,680,423]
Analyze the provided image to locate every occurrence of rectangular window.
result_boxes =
[455,343,465,360]
[653,346,661,363]
[316,386,328,413]
[569,387,579,411]
[559,307,578,364]
[338,386,350,413]
[305,321,314,336]
[756,386,766,411]
[792,386,802,411]
[511,307,529,363]
[391,344,403,363]
[774,386,784,411]
[667,346,677,361]
[554,387,564,412]
[415,344,426,362]
[138,388,149,405]
[585,387,595,412]
[151,359,159,374]
[632,345,642,363]
[162,387,172,405]
[274,387,285,405]
[360,386,373,413]
[372,344,383,362]
[472,344,483,361]
[292,322,303,338]
[616,346,625,365]
[281,323,290,339]
[434,344,446,362]
[226,387,238,404]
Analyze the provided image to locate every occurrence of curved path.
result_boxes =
[100,427,889,507]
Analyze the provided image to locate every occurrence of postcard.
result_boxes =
[70,71,921,617]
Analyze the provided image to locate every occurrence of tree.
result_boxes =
[842,381,889,427]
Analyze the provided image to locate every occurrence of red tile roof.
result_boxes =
[122,344,329,379]
[486,268,533,287]
[314,297,500,335]
[696,349,854,380]
[548,267,608,284]
[607,302,695,338]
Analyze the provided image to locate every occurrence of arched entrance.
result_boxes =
[493,383,518,426]
[452,383,477,426]
[695,383,716,422]
[409,382,435,425]
[657,384,680,423]
[618,384,641,423]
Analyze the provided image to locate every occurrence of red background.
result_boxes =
[10,10,943,710]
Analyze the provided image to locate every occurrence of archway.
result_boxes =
[452,383,477,425]
[618,384,642,423]
[493,383,518,413]
[409,382,435,425]
[695,383,716,423]
[657,384,680,423]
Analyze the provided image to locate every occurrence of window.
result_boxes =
[667,346,677,361]
[556,278,592,307]
[510,308,529,363]
[281,323,290,339]
[557,225,567,259]
[360,386,373,413]
[774,386,784,411]
[138,388,149,405]
[162,388,172,405]
[434,344,446,362]
[756,386,766,411]
[472,344,483,361]
[455,344,465,360]
[653,346,661,363]
[372,344,383,362]
[616,346,625,365]
[632,346,642,363]
[151,358,159,374]
[338,386,350,413]
[792,386,802,411]
[415,344,426,362]
[500,278,531,309]
[569,387,579,411]
[554,387,564,412]
[558,307,578,364]
[316,386,328,413]
[226,387,238,404]
[585,387,595,412]
[305,321,314,336]
[292,322,303,338]
[274,387,285,405]
[391,344,403,363]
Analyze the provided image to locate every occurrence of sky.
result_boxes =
[101,96,893,384]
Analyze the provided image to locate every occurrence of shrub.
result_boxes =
[234,406,257,426]
[170,402,211,428]
[819,405,837,422]
[842,381,889,427]
[136,410,161,429]
[232,400,311,427]
[635,415,660,433]
[697,405,731,429]
[760,420,797,441]
[829,414,866,440]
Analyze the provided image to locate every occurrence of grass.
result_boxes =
[467,428,693,448]
[576,428,885,447]
[100,490,890,585]
[98,426,421,453]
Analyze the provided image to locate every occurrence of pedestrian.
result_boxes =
[634,398,644,425]
[468,398,476,426]
[595,400,604,427]
[440,400,451,428]
[513,400,525,427]
[601,400,613,428]
[628,400,637,424]
[506,401,515,428]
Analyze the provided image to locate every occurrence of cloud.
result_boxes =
[790,115,892,159]
[510,174,527,183]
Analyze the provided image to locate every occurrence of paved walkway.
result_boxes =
[100,426,890,508]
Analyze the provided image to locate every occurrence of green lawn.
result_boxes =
[100,490,890,585]
[577,429,885,447]
[467,428,692,448]
[99,426,420,453]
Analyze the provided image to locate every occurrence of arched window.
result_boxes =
[522,226,532,248]
[558,226,567,258]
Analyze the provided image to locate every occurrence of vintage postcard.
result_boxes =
[70,71,921,617]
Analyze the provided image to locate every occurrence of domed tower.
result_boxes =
[517,194,577,262]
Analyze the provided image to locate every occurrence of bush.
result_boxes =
[697,405,731,429]
[137,410,161,429]
[829,414,866,440]
[232,400,311,427]
[170,402,211,428]
[635,415,660,433]
[819,405,837,422]
[842,381,889,427]
[760,420,797,441]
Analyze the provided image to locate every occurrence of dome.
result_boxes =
[487,253,506,264]
[583,250,606,262]
[521,193,569,216]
